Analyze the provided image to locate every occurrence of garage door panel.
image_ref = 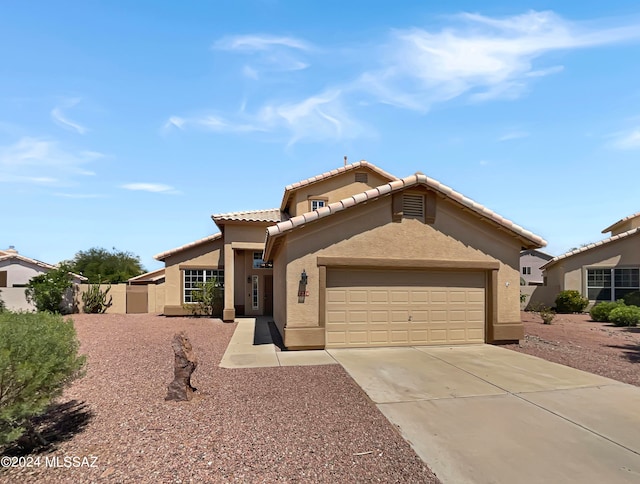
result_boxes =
[326,269,486,348]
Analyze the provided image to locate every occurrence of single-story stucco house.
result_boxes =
[155,161,546,349]
[0,246,86,311]
[542,212,640,304]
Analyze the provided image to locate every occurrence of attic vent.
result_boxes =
[355,172,368,183]
[403,194,424,219]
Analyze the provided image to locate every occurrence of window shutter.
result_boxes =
[403,194,424,219]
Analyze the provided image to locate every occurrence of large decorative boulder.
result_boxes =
[165,332,198,401]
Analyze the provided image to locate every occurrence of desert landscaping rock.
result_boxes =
[165,331,198,401]
[0,314,439,483]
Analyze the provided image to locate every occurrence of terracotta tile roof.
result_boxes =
[601,212,640,234]
[279,160,398,211]
[541,227,640,270]
[212,208,285,223]
[154,233,223,261]
[266,173,546,255]
[127,267,165,283]
[0,251,87,281]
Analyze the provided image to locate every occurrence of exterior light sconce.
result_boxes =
[300,270,308,285]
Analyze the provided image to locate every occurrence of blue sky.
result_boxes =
[2,1,640,271]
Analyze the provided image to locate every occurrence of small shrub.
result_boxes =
[0,290,5,313]
[589,301,624,322]
[555,290,589,314]
[183,278,223,317]
[81,282,113,314]
[622,291,640,307]
[0,312,85,446]
[538,306,556,324]
[25,265,74,313]
[520,292,528,304]
[608,305,640,327]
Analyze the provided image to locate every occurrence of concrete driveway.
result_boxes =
[328,344,640,484]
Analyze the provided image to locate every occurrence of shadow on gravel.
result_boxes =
[607,344,640,363]
[2,400,93,456]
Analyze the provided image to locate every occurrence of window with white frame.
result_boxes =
[587,267,639,301]
[183,269,224,303]
[310,199,326,211]
[522,267,531,275]
[252,275,259,310]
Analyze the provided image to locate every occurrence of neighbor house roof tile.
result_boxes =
[601,212,640,234]
[541,227,640,270]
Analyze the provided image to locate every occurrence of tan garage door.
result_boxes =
[326,269,485,348]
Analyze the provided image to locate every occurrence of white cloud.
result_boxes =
[166,89,365,145]
[610,128,640,150]
[0,137,101,185]
[54,192,106,199]
[51,98,88,134]
[213,34,311,52]
[121,183,180,194]
[357,10,640,111]
[214,34,311,78]
[498,130,530,141]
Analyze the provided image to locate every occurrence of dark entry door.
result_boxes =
[263,275,273,315]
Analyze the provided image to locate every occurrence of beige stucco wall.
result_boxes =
[273,244,287,335]
[148,283,165,314]
[162,238,224,310]
[610,217,640,236]
[544,233,640,299]
[276,193,524,347]
[1,287,35,311]
[288,169,392,216]
[77,284,127,314]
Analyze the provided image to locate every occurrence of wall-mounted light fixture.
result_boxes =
[300,270,308,285]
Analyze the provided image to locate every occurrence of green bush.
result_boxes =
[554,290,589,314]
[25,265,74,313]
[183,278,223,317]
[0,290,5,313]
[608,305,640,327]
[622,291,640,307]
[0,312,85,446]
[81,282,112,313]
[539,306,556,325]
[589,301,624,322]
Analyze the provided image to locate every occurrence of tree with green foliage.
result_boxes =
[25,264,74,314]
[0,312,86,446]
[68,247,145,284]
[183,278,223,317]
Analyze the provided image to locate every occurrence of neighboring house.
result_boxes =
[155,161,546,349]
[520,249,553,285]
[542,212,640,304]
[126,268,166,314]
[0,246,86,311]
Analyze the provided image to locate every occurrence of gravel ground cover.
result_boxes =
[504,311,640,386]
[1,314,439,483]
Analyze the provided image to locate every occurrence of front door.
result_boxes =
[263,275,273,315]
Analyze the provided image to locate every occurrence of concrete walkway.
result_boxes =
[219,317,337,368]
[329,345,640,484]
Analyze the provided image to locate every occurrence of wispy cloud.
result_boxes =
[54,192,106,199]
[165,89,365,145]
[498,130,530,141]
[213,34,311,78]
[213,34,311,52]
[121,183,180,194]
[0,137,102,185]
[357,10,640,111]
[51,98,88,134]
[610,128,640,150]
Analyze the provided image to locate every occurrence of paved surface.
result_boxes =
[328,345,640,484]
[219,317,337,368]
